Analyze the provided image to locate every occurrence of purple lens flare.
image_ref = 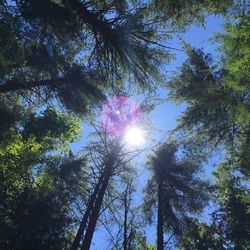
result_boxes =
[101,96,141,136]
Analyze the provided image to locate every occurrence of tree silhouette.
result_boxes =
[143,142,210,250]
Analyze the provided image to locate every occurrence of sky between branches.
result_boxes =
[69,14,226,249]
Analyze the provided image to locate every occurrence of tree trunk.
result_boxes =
[127,229,133,250]
[157,178,164,250]
[71,172,105,250]
[123,188,128,250]
[81,162,113,250]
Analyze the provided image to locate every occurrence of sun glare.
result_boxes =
[124,127,145,146]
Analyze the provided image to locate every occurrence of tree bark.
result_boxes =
[73,142,121,250]
[157,178,164,250]
[81,161,113,250]
[71,172,105,250]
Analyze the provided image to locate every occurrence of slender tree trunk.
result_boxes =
[127,230,133,250]
[71,172,105,250]
[157,178,164,250]
[123,188,128,250]
[81,162,113,250]
[73,142,120,250]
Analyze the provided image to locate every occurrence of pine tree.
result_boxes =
[0,0,233,115]
[143,142,210,250]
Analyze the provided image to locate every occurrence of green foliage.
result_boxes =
[0,97,85,249]
[0,0,233,115]
[217,15,250,177]
[168,12,250,176]
[0,97,81,198]
[0,9,25,75]
[0,2,248,249]
[148,0,233,28]
[130,231,157,250]
[219,16,250,92]
[0,154,86,250]
[177,219,225,250]
[23,107,81,151]
[212,162,250,249]
[177,160,250,250]
[167,10,250,250]
[0,0,167,114]
[168,47,239,147]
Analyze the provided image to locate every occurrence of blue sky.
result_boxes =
[72,14,226,249]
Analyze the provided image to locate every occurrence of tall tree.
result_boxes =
[71,123,145,250]
[143,142,210,250]
[167,8,250,249]
[168,12,250,177]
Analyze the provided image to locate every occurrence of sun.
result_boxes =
[124,127,145,146]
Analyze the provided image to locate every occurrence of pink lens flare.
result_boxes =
[101,96,141,136]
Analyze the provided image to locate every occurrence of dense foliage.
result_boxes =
[0,96,87,249]
[0,0,233,115]
[0,0,249,250]
[168,7,250,250]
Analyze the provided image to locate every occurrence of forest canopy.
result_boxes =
[0,0,249,250]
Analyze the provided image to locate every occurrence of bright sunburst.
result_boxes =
[124,127,145,146]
